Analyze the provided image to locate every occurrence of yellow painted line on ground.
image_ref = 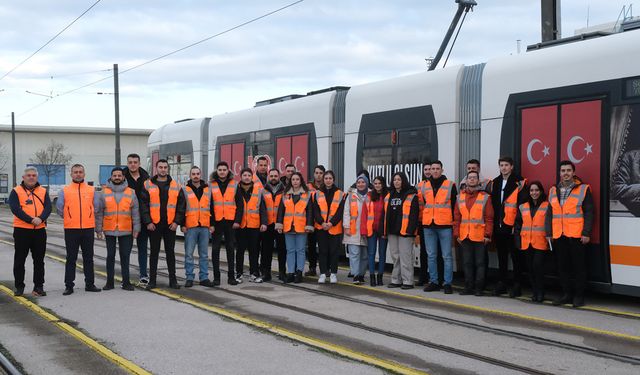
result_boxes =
[6,239,426,375]
[0,284,150,375]
[152,288,428,375]
[338,281,640,342]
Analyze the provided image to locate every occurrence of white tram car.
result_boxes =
[149,29,640,296]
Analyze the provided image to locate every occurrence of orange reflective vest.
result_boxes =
[315,189,344,235]
[549,184,589,239]
[263,190,282,225]
[144,179,180,225]
[211,179,237,221]
[420,179,454,226]
[348,193,365,236]
[519,201,549,250]
[252,174,264,189]
[239,184,262,229]
[183,185,211,228]
[282,192,310,233]
[458,191,489,242]
[503,179,527,226]
[102,186,134,232]
[13,185,47,229]
[383,193,416,236]
[63,182,95,229]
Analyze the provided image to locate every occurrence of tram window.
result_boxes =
[364,132,390,147]
[255,131,270,142]
[166,154,192,185]
[398,128,429,145]
[362,147,393,167]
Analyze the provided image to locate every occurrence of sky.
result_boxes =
[0,0,635,129]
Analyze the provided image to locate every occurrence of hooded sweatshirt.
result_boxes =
[95,180,141,236]
[342,187,369,246]
[385,186,420,237]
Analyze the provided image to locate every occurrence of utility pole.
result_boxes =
[113,63,121,166]
[11,112,16,187]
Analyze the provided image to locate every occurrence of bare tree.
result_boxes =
[30,141,73,187]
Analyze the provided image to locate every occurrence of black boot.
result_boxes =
[169,276,180,289]
[294,270,303,283]
[552,294,572,306]
[285,273,295,283]
[508,283,522,298]
[370,275,377,287]
[377,274,383,286]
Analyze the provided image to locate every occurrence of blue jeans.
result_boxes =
[367,234,388,275]
[348,244,368,277]
[285,233,307,273]
[136,226,149,279]
[184,227,210,281]
[423,227,453,285]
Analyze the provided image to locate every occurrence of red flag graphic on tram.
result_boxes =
[521,105,558,194]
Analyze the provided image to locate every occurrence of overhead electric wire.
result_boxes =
[442,9,468,69]
[0,0,102,81]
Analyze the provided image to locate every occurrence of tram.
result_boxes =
[148,29,640,296]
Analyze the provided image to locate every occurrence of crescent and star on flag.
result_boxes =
[526,136,593,165]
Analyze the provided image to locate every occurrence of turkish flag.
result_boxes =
[521,105,558,194]
[560,100,602,242]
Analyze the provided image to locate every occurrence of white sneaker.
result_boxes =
[250,275,263,283]
[318,274,327,283]
[235,273,244,284]
[330,274,338,284]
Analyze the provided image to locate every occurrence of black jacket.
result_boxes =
[235,182,268,226]
[487,174,528,233]
[385,187,420,237]
[139,175,186,226]
[185,180,214,227]
[9,182,52,225]
[123,167,149,199]
[313,185,346,227]
[544,178,595,238]
[423,175,458,229]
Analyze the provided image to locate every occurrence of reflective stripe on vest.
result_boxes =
[503,179,527,226]
[422,179,454,226]
[102,186,134,232]
[263,191,282,225]
[144,179,180,224]
[211,180,237,221]
[13,185,47,229]
[183,185,211,228]
[349,193,360,236]
[240,184,262,229]
[315,190,344,235]
[519,201,549,250]
[549,184,589,239]
[283,192,310,233]
[400,193,416,236]
[63,182,95,229]
[458,191,488,242]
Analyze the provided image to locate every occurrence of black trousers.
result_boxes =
[495,231,524,285]
[555,236,587,298]
[105,235,133,286]
[307,232,318,270]
[260,224,284,276]
[461,239,486,291]
[526,247,547,296]
[13,228,47,290]
[64,229,95,288]
[236,228,260,276]
[317,230,341,275]
[149,223,177,283]
[211,220,235,281]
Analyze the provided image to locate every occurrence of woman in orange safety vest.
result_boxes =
[314,170,346,284]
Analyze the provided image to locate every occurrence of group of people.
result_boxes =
[10,153,593,307]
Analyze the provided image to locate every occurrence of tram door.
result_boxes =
[520,100,605,281]
[361,127,433,187]
[219,142,245,181]
[276,134,309,180]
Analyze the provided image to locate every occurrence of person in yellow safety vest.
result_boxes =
[420,160,458,295]
[139,159,186,290]
[546,160,594,308]
[56,164,102,296]
[415,163,432,286]
[314,170,346,284]
[304,164,326,277]
[343,174,370,285]
[366,176,389,287]
[209,161,240,286]
[487,156,528,297]
[261,168,286,281]
[514,181,549,303]
[454,171,494,296]
[95,168,140,291]
[9,166,52,297]
[235,168,268,284]
[180,166,214,288]
[385,172,420,290]
[276,172,314,283]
